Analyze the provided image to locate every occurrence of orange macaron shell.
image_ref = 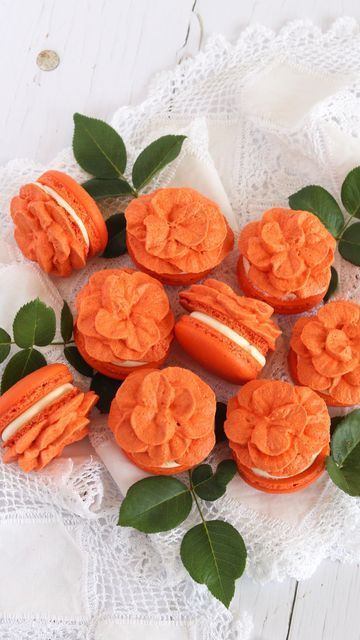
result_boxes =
[0,364,98,472]
[289,300,360,407]
[225,379,330,494]
[108,367,216,474]
[10,170,107,276]
[237,208,336,314]
[125,188,234,285]
[175,279,281,383]
[74,268,175,379]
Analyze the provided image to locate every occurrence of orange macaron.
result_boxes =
[0,363,98,472]
[175,279,281,384]
[289,300,360,407]
[225,379,330,493]
[108,367,216,474]
[125,187,234,285]
[237,208,336,314]
[10,170,108,276]
[74,268,175,379]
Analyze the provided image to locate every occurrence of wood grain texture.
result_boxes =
[0,1,359,638]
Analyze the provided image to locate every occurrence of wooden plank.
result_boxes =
[287,560,360,640]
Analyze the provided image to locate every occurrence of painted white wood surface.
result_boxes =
[0,2,359,638]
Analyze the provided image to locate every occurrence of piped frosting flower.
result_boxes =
[11,183,87,277]
[75,269,174,364]
[239,208,336,299]
[225,380,329,477]
[109,367,216,471]
[290,300,360,405]
[125,188,233,275]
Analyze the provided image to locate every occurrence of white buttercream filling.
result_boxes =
[111,360,147,368]
[2,383,74,443]
[159,460,181,469]
[251,451,321,479]
[33,181,90,248]
[190,311,266,367]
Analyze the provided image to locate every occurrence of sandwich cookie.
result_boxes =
[175,279,281,384]
[0,364,98,472]
[108,367,216,474]
[237,208,336,314]
[11,170,108,276]
[225,379,330,493]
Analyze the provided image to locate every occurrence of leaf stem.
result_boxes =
[337,215,354,239]
[188,470,206,526]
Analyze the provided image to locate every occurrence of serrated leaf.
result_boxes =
[102,213,127,258]
[13,299,56,348]
[192,460,237,501]
[64,346,93,377]
[326,410,360,496]
[341,166,360,218]
[73,113,127,178]
[289,185,344,237]
[82,177,133,199]
[0,328,11,363]
[1,349,46,393]
[324,266,338,303]
[60,301,73,344]
[180,520,247,608]
[215,402,227,443]
[90,373,123,413]
[132,135,186,190]
[339,222,360,266]
[119,476,192,533]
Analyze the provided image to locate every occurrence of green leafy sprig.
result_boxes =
[118,460,247,608]
[326,409,360,496]
[289,167,360,300]
[0,298,92,393]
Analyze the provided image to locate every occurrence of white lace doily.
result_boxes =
[0,18,360,640]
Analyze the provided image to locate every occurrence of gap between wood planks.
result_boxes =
[286,582,299,640]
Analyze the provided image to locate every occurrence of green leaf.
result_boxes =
[64,346,93,377]
[326,410,360,496]
[330,415,343,436]
[288,185,344,237]
[180,520,247,608]
[13,298,56,348]
[119,476,192,533]
[341,166,360,218]
[324,267,338,303]
[0,328,11,363]
[60,301,73,344]
[192,460,237,501]
[102,213,127,258]
[215,401,227,443]
[132,135,186,190]
[82,177,133,199]
[73,113,127,179]
[339,222,360,266]
[90,373,123,413]
[1,349,46,393]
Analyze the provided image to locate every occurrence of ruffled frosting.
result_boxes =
[291,300,360,405]
[225,380,329,477]
[11,183,88,277]
[239,208,336,299]
[76,269,174,363]
[109,367,216,468]
[179,278,281,350]
[3,389,97,472]
[125,188,233,275]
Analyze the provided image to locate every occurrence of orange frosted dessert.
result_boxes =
[225,380,330,493]
[74,269,174,379]
[175,279,281,383]
[289,300,360,407]
[237,208,336,314]
[108,367,216,474]
[125,187,234,285]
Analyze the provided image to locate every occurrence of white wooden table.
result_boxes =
[1,2,359,638]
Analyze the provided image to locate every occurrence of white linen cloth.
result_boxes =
[1,18,360,640]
